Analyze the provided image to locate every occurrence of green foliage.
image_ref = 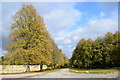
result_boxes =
[69,68,120,74]
[0,57,2,65]
[3,4,69,68]
[70,31,120,68]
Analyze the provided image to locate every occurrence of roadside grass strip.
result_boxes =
[0,68,62,75]
[69,68,120,74]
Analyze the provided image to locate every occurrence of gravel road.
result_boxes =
[31,68,119,78]
[1,68,119,78]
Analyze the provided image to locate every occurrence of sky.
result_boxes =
[0,2,118,58]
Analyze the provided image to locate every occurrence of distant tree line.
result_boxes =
[1,4,69,70]
[70,31,120,68]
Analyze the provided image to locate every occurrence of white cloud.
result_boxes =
[99,12,105,18]
[3,50,7,54]
[73,36,80,41]
[54,12,117,58]
[58,45,63,49]
[55,37,64,41]
[44,3,82,35]
[71,16,117,40]
[0,48,6,57]
[63,39,72,44]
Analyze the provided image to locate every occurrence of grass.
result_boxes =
[69,68,120,74]
[0,68,62,75]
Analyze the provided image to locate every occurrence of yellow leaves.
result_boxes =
[37,15,44,22]
[11,23,18,29]
[5,4,69,66]
[38,24,46,30]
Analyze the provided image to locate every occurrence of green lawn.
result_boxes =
[1,68,62,75]
[69,68,120,74]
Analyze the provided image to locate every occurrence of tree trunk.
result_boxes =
[54,64,56,69]
[40,64,43,71]
[26,64,30,72]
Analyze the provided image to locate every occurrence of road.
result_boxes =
[31,68,119,78]
[1,68,119,78]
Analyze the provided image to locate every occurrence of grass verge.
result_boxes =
[69,68,120,74]
[0,68,62,75]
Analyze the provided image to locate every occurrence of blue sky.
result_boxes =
[0,2,118,58]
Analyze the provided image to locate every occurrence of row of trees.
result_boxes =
[70,31,120,68]
[1,4,69,70]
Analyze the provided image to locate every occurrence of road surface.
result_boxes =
[1,68,119,78]
[31,68,119,78]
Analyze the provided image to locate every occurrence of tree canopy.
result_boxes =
[70,31,120,68]
[3,4,69,68]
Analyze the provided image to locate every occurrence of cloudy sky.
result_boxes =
[0,2,118,58]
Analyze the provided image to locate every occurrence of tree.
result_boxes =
[4,4,69,71]
[70,31,120,68]
[70,39,93,68]
[50,40,61,68]
[92,37,104,68]
[49,39,69,68]
[0,56,3,65]
[70,39,86,68]
[110,31,120,67]
[4,4,53,68]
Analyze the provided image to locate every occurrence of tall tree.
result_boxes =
[70,39,93,68]
[110,31,120,67]
[4,4,53,67]
[70,31,120,68]
[4,4,69,70]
